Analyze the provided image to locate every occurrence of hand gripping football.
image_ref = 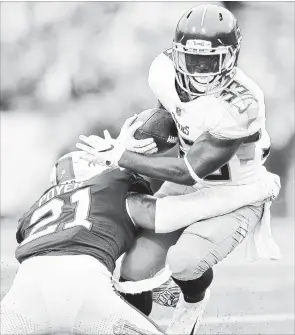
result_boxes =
[134,108,178,154]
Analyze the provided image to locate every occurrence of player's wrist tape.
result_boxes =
[183,155,203,184]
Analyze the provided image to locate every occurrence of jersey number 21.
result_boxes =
[21,188,92,245]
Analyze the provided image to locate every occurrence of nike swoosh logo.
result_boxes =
[237,103,251,114]
[100,144,114,152]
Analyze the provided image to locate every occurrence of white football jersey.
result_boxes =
[148,50,271,185]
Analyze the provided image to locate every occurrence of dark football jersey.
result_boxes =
[15,169,152,273]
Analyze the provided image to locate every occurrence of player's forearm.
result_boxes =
[127,193,156,231]
[127,193,196,233]
[186,132,244,181]
[119,151,194,185]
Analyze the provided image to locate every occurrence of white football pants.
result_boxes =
[1,255,164,334]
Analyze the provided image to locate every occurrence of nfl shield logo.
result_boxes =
[176,107,182,116]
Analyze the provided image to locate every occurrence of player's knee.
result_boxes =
[120,232,175,281]
[121,252,166,281]
[166,244,214,281]
[166,244,198,280]
[121,255,149,281]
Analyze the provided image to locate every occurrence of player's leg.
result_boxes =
[119,228,182,315]
[168,204,264,280]
[0,264,50,334]
[119,181,189,315]
[121,181,193,280]
[117,294,165,335]
[0,304,49,335]
[166,204,264,334]
[74,273,165,335]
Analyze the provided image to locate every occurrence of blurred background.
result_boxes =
[0,2,294,334]
[1,1,294,218]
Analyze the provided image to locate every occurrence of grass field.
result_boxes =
[1,217,294,334]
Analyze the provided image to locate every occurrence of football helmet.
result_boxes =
[172,4,242,96]
[50,151,109,186]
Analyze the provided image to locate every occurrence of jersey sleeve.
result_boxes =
[129,173,153,195]
[148,52,180,113]
[209,91,265,140]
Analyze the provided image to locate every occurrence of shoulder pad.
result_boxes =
[235,68,265,102]
[148,51,180,112]
[148,51,175,86]
[209,71,266,139]
[209,94,264,140]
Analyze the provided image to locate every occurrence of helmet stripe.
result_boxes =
[200,5,208,27]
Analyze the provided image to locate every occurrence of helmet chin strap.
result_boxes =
[189,76,215,93]
[183,73,220,96]
[176,67,237,98]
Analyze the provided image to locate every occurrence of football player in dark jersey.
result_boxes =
[1,150,169,335]
[1,123,280,335]
[1,144,272,335]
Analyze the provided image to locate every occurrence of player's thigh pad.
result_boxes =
[166,205,264,280]
[120,229,182,280]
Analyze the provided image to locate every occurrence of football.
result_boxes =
[134,108,178,154]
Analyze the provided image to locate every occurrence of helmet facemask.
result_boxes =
[172,40,241,96]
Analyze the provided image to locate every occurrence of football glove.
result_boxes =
[76,114,158,168]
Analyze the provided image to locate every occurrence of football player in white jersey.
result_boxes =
[77,5,281,334]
